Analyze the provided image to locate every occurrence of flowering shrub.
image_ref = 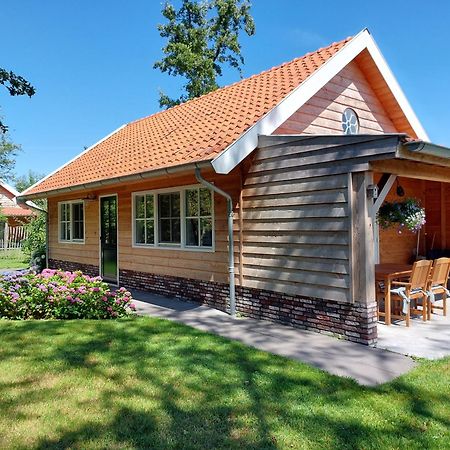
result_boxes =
[0,269,136,320]
[377,198,426,233]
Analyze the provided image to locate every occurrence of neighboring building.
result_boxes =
[0,180,36,225]
[21,29,450,345]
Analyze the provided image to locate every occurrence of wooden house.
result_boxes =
[20,29,450,345]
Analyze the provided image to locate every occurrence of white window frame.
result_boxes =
[58,200,85,244]
[131,184,215,252]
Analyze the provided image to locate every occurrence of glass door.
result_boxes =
[100,195,118,284]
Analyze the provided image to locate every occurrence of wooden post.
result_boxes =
[4,222,9,251]
[441,183,446,250]
[350,171,375,304]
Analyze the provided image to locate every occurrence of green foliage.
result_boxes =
[154,0,255,108]
[14,170,45,193]
[377,198,426,233]
[0,68,35,134]
[0,133,20,180]
[0,269,136,320]
[22,212,46,270]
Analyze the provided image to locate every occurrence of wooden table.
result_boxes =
[375,264,412,325]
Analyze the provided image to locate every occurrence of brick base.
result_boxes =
[48,259,99,278]
[119,268,377,346]
[47,260,377,345]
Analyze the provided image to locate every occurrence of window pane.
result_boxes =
[185,189,199,217]
[159,218,171,243]
[171,193,180,216]
[186,218,199,246]
[199,188,212,216]
[135,220,145,244]
[171,219,181,243]
[73,203,83,221]
[200,218,213,247]
[145,195,154,217]
[73,220,84,240]
[159,194,170,217]
[145,220,154,244]
[135,195,145,219]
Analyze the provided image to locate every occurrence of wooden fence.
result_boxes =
[0,224,27,250]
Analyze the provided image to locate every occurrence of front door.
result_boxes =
[100,195,118,284]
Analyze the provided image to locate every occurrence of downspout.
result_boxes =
[195,167,236,317]
[45,210,49,269]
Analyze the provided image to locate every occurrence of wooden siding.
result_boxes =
[274,60,398,135]
[48,169,242,285]
[240,136,395,303]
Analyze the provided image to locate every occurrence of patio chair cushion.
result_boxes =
[390,287,426,314]
[427,284,450,304]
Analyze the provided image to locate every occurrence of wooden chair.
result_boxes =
[427,257,450,319]
[390,260,433,326]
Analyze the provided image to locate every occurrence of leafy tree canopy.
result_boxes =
[14,170,45,194]
[0,133,20,181]
[0,68,35,134]
[154,0,255,108]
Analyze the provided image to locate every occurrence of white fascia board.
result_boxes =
[211,29,428,174]
[21,124,128,197]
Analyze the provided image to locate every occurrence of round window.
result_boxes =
[342,108,360,135]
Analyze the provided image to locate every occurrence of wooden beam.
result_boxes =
[350,171,375,304]
[371,159,450,183]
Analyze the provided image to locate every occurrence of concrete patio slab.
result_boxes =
[130,289,416,387]
[377,301,450,359]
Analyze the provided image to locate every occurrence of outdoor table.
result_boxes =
[375,263,412,325]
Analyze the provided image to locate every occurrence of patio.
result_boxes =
[377,299,450,359]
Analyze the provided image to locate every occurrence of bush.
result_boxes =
[0,269,136,320]
[22,212,46,271]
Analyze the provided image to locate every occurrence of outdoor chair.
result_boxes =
[427,257,450,319]
[390,259,433,326]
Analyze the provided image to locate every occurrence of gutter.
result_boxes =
[194,166,236,318]
[18,160,213,201]
[404,141,450,159]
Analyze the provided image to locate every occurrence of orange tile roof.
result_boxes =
[26,37,351,196]
[2,206,34,217]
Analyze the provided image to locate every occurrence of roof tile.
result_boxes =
[27,37,351,195]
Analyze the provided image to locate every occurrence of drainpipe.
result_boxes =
[195,167,236,317]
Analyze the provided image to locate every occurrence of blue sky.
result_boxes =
[2,0,450,178]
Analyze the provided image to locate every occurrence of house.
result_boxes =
[0,180,39,247]
[20,29,450,345]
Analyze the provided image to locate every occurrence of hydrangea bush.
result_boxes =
[377,198,426,233]
[0,269,136,320]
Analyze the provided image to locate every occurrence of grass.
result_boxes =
[0,317,448,449]
[0,249,28,270]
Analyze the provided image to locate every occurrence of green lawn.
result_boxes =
[0,249,28,270]
[0,317,448,449]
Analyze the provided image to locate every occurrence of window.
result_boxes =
[132,186,214,250]
[342,108,360,135]
[59,201,84,242]
[185,188,212,247]
[134,194,155,245]
[158,192,181,244]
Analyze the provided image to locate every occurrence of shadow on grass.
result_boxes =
[0,318,449,449]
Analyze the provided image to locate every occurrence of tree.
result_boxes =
[14,170,45,194]
[0,133,20,180]
[0,68,35,134]
[154,0,255,108]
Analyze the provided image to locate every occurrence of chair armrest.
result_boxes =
[391,281,410,287]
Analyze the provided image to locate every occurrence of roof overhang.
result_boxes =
[18,160,213,201]
[211,28,429,175]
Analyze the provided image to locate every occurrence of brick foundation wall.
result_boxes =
[120,268,377,345]
[48,259,99,278]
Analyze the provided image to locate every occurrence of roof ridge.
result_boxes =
[128,35,353,127]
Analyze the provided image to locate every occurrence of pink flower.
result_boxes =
[129,303,136,311]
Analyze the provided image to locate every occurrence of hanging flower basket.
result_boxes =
[377,198,426,233]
